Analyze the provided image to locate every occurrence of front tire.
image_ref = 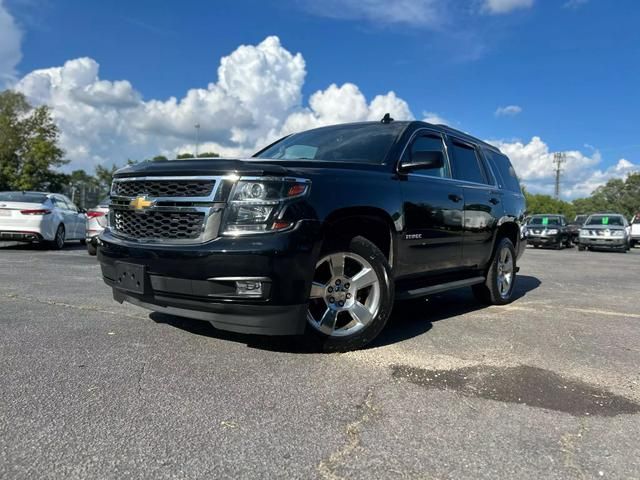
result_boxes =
[472,237,517,305]
[304,236,394,352]
[87,242,97,256]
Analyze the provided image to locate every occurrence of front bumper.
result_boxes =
[579,236,627,248]
[98,220,322,335]
[526,234,560,247]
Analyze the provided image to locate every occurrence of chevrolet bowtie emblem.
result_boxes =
[130,196,154,211]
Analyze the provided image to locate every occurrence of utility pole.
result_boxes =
[195,123,200,157]
[553,152,566,199]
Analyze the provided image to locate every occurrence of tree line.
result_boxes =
[1,89,638,215]
[523,173,640,220]
[0,90,219,207]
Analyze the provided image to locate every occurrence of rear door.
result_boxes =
[63,196,85,239]
[446,136,502,269]
[397,129,464,276]
[52,195,78,239]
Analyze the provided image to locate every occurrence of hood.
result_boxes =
[114,158,290,178]
[114,157,389,179]
[584,224,625,230]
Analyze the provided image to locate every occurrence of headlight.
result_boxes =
[546,229,559,235]
[223,178,310,235]
[579,229,588,236]
[611,230,624,237]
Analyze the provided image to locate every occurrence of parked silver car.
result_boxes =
[85,197,110,256]
[0,191,86,249]
[578,213,631,252]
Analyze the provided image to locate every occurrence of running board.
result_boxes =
[395,276,485,301]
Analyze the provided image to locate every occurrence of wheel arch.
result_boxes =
[321,207,397,266]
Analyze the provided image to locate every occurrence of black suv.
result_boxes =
[525,214,572,249]
[98,119,527,351]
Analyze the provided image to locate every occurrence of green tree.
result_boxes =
[176,153,195,159]
[95,164,119,193]
[0,90,67,191]
[151,155,168,161]
[197,151,219,158]
[524,190,576,219]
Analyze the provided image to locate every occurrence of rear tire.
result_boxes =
[472,237,517,306]
[304,236,394,352]
[578,245,586,251]
[49,224,65,250]
[87,242,97,256]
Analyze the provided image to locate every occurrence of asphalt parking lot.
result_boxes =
[1,243,639,479]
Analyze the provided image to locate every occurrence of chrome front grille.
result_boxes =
[113,210,205,240]
[109,175,229,244]
[112,179,215,198]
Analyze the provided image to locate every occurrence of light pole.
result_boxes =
[195,123,200,157]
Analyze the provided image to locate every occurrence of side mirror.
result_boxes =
[401,150,444,172]
[78,208,87,214]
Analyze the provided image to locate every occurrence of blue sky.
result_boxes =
[2,0,640,197]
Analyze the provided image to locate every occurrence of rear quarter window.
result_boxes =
[484,149,522,193]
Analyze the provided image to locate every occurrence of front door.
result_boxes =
[397,130,464,277]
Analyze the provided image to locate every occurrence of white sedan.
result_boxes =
[0,191,87,249]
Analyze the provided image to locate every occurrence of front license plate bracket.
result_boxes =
[115,262,146,294]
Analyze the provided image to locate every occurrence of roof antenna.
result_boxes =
[380,113,394,124]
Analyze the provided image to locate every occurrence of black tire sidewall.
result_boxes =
[305,235,394,352]
[481,237,517,305]
[51,224,65,250]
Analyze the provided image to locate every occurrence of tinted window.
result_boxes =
[52,197,69,210]
[0,192,48,203]
[450,141,487,184]
[586,215,625,226]
[484,149,521,193]
[529,216,561,226]
[254,123,406,164]
[405,135,448,178]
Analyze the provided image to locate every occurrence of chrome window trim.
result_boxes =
[396,127,453,179]
[446,134,498,188]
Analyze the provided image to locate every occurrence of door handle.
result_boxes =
[489,197,500,205]
[448,194,462,203]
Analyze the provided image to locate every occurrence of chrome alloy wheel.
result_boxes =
[496,246,514,298]
[307,252,381,337]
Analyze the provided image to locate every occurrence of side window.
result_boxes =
[484,149,522,193]
[52,197,67,210]
[64,197,79,212]
[450,140,487,184]
[404,134,448,178]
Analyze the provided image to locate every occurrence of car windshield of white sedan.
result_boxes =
[586,215,624,226]
[529,216,561,226]
[254,123,406,164]
[0,191,48,203]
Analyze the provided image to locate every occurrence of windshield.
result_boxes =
[528,216,561,226]
[586,215,624,226]
[254,123,406,164]
[573,215,588,224]
[0,191,48,203]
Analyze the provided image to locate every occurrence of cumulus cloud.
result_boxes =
[495,105,522,117]
[7,25,635,200]
[0,0,22,86]
[14,36,420,171]
[490,137,639,198]
[483,0,534,15]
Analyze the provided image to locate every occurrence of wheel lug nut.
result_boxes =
[338,300,345,307]
[329,297,335,303]
[344,283,350,289]
[335,279,341,285]
[327,286,333,293]
[346,293,351,299]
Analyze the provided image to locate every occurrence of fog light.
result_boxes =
[236,281,263,297]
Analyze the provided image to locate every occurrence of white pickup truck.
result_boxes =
[631,214,640,248]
